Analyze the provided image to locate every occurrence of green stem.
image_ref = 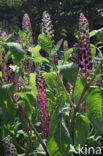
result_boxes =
[53,63,75,108]
[15,141,27,153]
[69,58,103,132]
[13,96,50,156]
[23,112,50,156]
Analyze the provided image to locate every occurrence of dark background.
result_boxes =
[0,0,103,46]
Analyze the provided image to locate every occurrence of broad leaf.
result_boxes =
[48,108,72,156]
[90,44,96,59]
[74,114,90,147]
[89,30,96,38]
[17,92,33,120]
[64,48,73,61]
[50,39,63,58]
[0,84,14,102]
[6,42,25,61]
[31,45,41,58]
[73,78,84,103]
[95,28,103,42]
[86,88,103,133]
[54,118,72,156]
[38,34,52,54]
[58,63,78,85]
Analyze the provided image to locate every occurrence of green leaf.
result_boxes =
[18,30,29,47]
[47,137,61,156]
[38,34,52,54]
[4,51,12,64]
[86,88,103,133]
[50,39,63,59]
[89,30,96,38]
[31,45,41,58]
[9,65,20,73]
[17,92,33,120]
[0,84,16,124]
[64,48,73,61]
[74,114,90,147]
[95,28,103,42]
[0,84,14,102]
[90,44,96,59]
[73,78,84,103]
[6,42,25,61]
[48,108,72,156]
[44,72,56,89]
[54,118,72,156]
[33,56,49,64]
[58,63,78,85]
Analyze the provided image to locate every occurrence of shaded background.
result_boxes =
[0,0,103,46]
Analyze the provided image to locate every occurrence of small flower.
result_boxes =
[36,67,50,138]
[66,82,71,93]
[4,65,9,80]
[31,63,35,73]
[72,13,92,79]
[24,60,29,71]
[0,31,7,41]
[78,13,92,77]
[17,38,23,45]
[42,11,55,44]
[4,136,17,156]
[9,72,16,85]
[81,101,85,115]
[63,40,69,51]
[22,13,33,46]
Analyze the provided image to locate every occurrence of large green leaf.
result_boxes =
[44,72,56,89]
[0,84,16,124]
[38,34,52,54]
[73,78,84,103]
[50,39,63,59]
[54,118,72,156]
[6,42,25,61]
[0,84,14,102]
[89,30,96,38]
[64,48,73,62]
[17,92,33,120]
[74,113,90,147]
[95,28,103,42]
[86,88,103,133]
[31,45,41,58]
[47,108,72,156]
[58,63,78,85]
[47,136,61,156]
[90,44,96,59]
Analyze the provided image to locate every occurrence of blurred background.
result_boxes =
[0,0,103,46]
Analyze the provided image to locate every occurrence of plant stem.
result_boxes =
[23,112,50,156]
[69,84,88,131]
[15,141,27,153]
[69,58,103,132]
[53,63,75,108]
[12,96,50,156]
[26,128,32,153]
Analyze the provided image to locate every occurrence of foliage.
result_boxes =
[0,8,103,156]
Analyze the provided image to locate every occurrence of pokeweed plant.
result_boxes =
[0,12,103,156]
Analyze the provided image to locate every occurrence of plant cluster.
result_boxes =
[0,11,103,156]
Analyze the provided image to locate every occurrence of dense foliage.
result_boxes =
[0,7,103,156]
